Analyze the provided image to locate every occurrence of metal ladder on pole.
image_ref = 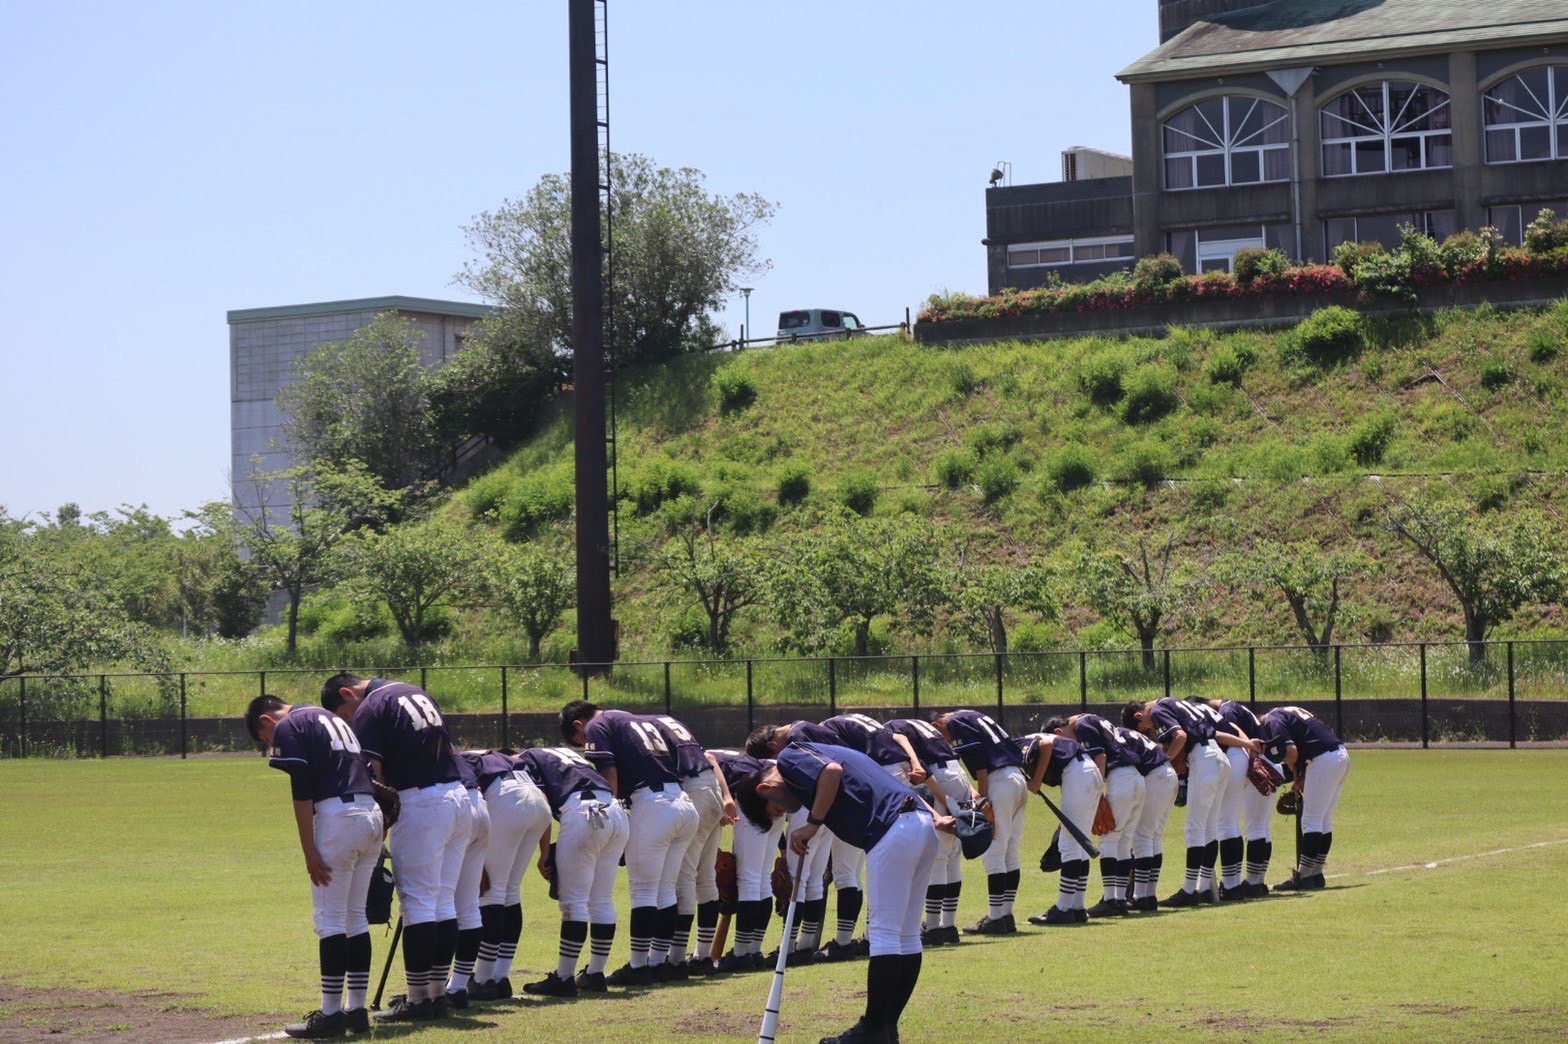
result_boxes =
[594,0,620,575]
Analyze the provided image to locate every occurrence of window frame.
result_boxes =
[1162,94,1291,191]
[1483,64,1568,165]
[1005,235,1135,269]
[1319,80,1453,177]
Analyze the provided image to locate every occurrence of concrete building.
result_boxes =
[227,296,490,522]
[985,0,1568,293]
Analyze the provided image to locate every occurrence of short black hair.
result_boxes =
[244,694,286,744]
[560,700,598,744]
[321,672,364,711]
[1120,700,1144,729]
[744,724,780,760]
[732,769,775,832]
[1042,716,1069,735]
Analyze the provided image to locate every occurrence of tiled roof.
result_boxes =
[1119,0,1568,82]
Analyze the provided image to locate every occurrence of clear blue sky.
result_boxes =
[1,0,1151,523]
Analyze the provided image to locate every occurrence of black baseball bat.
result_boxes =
[372,919,402,1011]
[1035,790,1100,858]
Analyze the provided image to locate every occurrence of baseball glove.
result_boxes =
[977,795,996,828]
[772,853,793,917]
[715,850,738,907]
[1276,789,1303,816]
[1039,828,1062,873]
[365,850,395,925]
[1092,795,1116,835]
[1248,756,1284,796]
[546,841,560,901]
[371,779,400,830]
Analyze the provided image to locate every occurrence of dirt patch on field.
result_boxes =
[0,982,265,1044]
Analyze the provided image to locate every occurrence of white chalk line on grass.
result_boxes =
[208,1032,287,1044]
[1354,836,1568,878]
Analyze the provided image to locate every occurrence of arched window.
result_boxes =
[1484,65,1568,163]
[1320,81,1451,176]
[1163,96,1290,190]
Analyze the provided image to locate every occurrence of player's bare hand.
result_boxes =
[907,765,928,785]
[303,847,332,887]
[537,856,554,881]
[722,797,739,825]
[788,823,819,855]
[932,814,956,835]
[1026,779,1041,795]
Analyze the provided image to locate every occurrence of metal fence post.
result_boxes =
[746,660,755,732]
[911,655,920,710]
[1419,643,1429,749]
[1079,651,1088,709]
[828,658,837,714]
[500,666,510,751]
[260,670,266,700]
[180,673,188,759]
[99,675,108,759]
[1507,641,1516,749]
[1333,645,1343,738]
[582,669,590,701]
[420,667,428,692]
[18,675,25,759]
[1162,650,1171,700]
[1248,647,1256,707]
[995,653,1004,715]
[664,662,672,713]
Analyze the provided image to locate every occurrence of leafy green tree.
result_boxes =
[177,502,268,639]
[429,312,558,447]
[484,542,575,660]
[951,553,1057,656]
[647,505,764,655]
[337,522,484,651]
[1218,540,1377,655]
[1385,498,1563,663]
[1075,533,1200,670]
[763,510,946,657]
[458,153,776,365]
[275,313,439,491]
[237,460,402,656]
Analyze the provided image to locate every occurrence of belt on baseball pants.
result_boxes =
[685,767,713,779]
[630,782,683,803]
[314,794,376,813]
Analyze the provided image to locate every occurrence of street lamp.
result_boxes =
[739,286,754,346]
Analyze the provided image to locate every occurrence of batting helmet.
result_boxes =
[952,801,994,860]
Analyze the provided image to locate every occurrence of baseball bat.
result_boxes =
[371,918,402,1011]
[756,846,808,1044]
[710,910,732,963]
[1035,790,1101,858]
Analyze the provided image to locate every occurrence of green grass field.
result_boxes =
[3,750,1565,1041]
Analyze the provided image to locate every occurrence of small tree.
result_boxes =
[1386,498,1563,663]
[177,502,268,639]
[950,548,1057,656]
[647,505,764,655]
[1075,533,1199,670]
[337,522,484,651]
[484,542,574,660]
[1218,540,1377,655]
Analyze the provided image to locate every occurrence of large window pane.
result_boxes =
[1230,150,1260,183]
[1486,128,1517,162]
[1354,139,1386,173]
[1165,157,1194,189]
[1196,153,1227,186]
[1521,125,1551,160]
[1038,246,1070,264]
[1487,206,1522,244]
[1427,134,1452,167]
[1263,147,1290,181]
[1323,218,1357,254]
[1323,142,1352,175]
[1390,136,1422,170]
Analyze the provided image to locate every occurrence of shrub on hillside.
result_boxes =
[949,362,980,398]
[710,487,775,535]
[1478,356,1514,390]
[1292,305,1364,366]
[1204,344,1251,386]
[463,470,513,520]
[1121,363,1181,423]
[1332,239,1385,276]
[1527,326,1560,363]
[1233,246,1290,284]
[713,365,757,413]
[499,466,575,540]
[1046,444,1098,492]
[1133,252,1183,290]
[1119,439,1174,487]
[1348,411,1397,466]
[976,455,1021,503]
[838,471,879,515]
[935,447,977,489]
[966,422,1024,458]
[776,462,811,506]
[632,459,702,516]
[1077,347,1130,406]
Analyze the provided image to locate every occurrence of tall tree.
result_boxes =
[1218,540,1377,655]
[458,153,776,365]
[236,460,401,656]
[484,542,575,660]
[177,502,269,639]
[275,313,439,491]
[1075,533,1199,670]
[337,522,484,651]
[1386,498,1563,663]
[648,505,764,655]
[764,510,946,657]
[950,552,1057,656]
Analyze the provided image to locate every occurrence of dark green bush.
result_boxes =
[1332,239,1385,276]
[776,462,811,506]
[1232,246,1290,284]
[838,471,879,515]
[1046,444,1098,492]
[949,363,980,398]
[499,466,575,539]
[1077,348,1129,406]
[1524,208,1568,254]
[976,456,1021,503]
[1121,363,1181,423]
[1119,440,1174,487]
[966,422,1024,458]
[935,448,977,489]
[1204,345,1249,386]
[713,365,757,413]
[1527,326,1560,363]
[1478,356,1514,390]
[1133,252,1183,290]
[1293,306,1364,366]
[1347,411,1397,466]
[632,459,702,516]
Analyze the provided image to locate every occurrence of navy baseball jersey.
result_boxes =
[268,704,375,803]
[1114,726,1170,776]
[818,713,910,768]
[460,749,521,790]
[1259,707,1343,764]
[886,718,958,768]
[777,742,917,852]
[515,746,613,815]
[645,713,709,778]
[1146,696,1220,752]
[708,748,769,791]
[783,719,840,747]
[1067,713,1135,770]
[350,680,462,791]
[1214,700,1263,740]
[581,709,683,798]
[1017,733,1084,786]
[946,710,1024,775]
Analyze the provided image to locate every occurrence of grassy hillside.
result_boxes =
[445,297,1568,661]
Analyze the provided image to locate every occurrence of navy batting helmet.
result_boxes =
[952,801,994,860]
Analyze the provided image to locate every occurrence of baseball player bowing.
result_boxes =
[708,747,786,971]
[246,694,385,1039]
[1046,713,1145,917]
[1017,730,1102,925]
[929,710,1029,935]
[324,673,468,1023]
[656,714,735,976]
[1254,706,1350,890]
[886,717,972,945]
[514,745,631,996]
[561,700,699,985]
[1116,725,1180,911]
[1192,698,1275,898]
[462,750,552,1001]
[735,742,953,1044]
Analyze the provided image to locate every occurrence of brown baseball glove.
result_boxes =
[1276,789,1303,816]
[371,779,400,829]
[715,850,738,906]
[771,853,793,917]
[1248,756,1283,796]
[1092,795,1116,835]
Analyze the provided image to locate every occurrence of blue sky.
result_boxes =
[1,0,1151,523]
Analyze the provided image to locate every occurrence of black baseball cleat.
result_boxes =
[815,940,861,963]
[575,970,608,993]
[431,994,449,1019]
[284,1009,345,1039]
[962,914,1016,935]
[1161,888,1201,908]
[1274,871,1318,891]
[1027,906,1078,926]
[1086,898,1127,917]
[1246,881,1271,899]
[523,971,579,998]
[469,976,512,1001]
[820,1017,892,1044]
[1072,908,1089,923]
[715,952,754,972]
[658,958,689,981]
[443,987,469,1010]
[342,1008,369,1034]
[606,963,653,987]
[1126,895,1157,912]
[920,925,960,946]
[1218,884,1249,902]
[685,957,720,976]
[767,946,820,967]
[1303,873,1326,889]
[372,997,435,1023]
